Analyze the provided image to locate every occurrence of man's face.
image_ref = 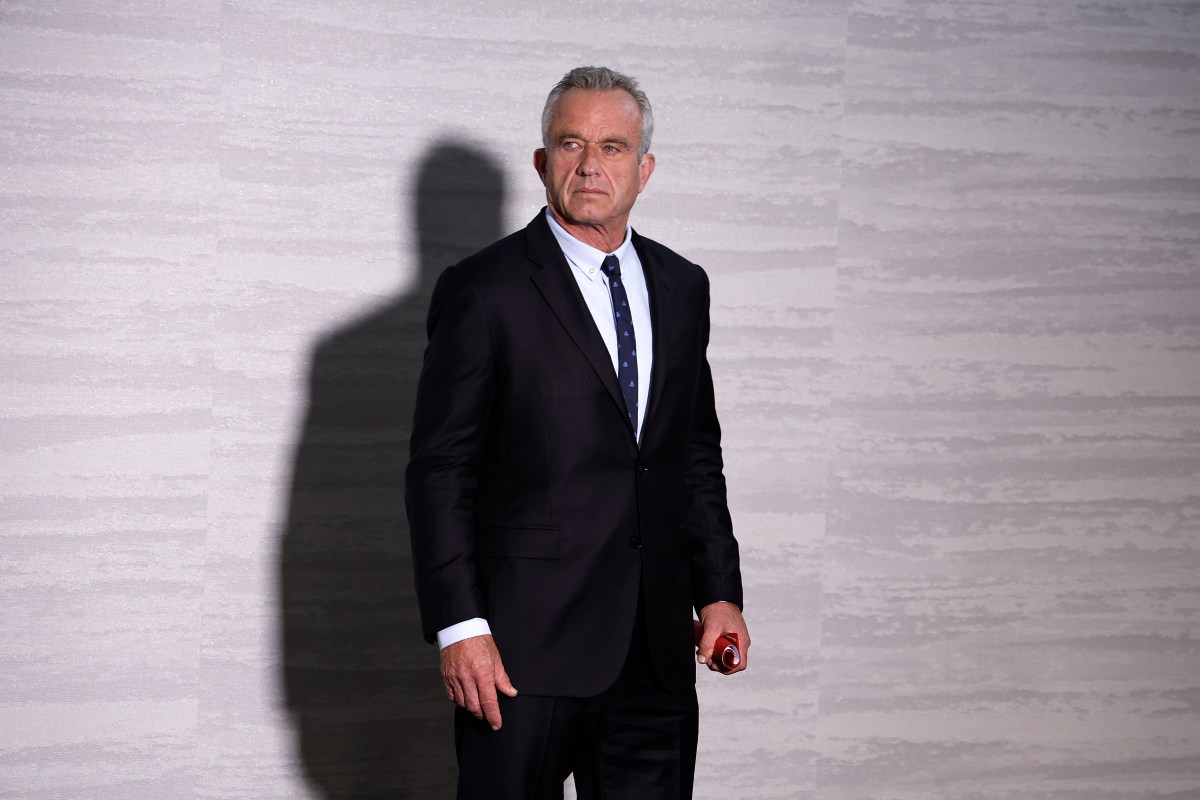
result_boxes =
[534,88,655,239]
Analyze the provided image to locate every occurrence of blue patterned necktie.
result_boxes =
[600,254,639,431]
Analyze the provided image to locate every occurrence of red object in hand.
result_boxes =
[693,620,742,673]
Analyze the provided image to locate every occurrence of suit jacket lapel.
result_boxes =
[633,229,673,440]
[526,213,630,426]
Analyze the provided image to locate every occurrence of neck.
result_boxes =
[548,209,628,253]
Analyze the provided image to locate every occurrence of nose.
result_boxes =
[576,143,600,176]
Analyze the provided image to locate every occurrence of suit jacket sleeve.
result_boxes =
[684,271,744,611]
[406,264,494,643]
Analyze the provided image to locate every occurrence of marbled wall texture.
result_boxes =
[1,1,1196,798]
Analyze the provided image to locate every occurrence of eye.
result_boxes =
[562,141,580,150]
[603,144,619,154]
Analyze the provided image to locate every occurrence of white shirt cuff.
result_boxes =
[436,617,492,649]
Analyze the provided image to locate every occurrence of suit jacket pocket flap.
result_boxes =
[476,525,560,560]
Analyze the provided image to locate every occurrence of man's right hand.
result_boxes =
[439,634,518,731]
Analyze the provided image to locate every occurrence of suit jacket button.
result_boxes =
[637,466,648,475]
[630,536,642,549]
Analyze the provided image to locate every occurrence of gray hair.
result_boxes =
[541,66,654,160]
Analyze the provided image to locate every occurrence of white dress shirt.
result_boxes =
[545,208,654,440]
[435,211,656,649]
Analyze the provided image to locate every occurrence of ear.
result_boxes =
[533,148,548,186]
[637,152,656,193]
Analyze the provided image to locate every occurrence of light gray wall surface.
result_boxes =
[2,2,1197,798]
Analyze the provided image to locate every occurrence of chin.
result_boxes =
[566,201,610,220]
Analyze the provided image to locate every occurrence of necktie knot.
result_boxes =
[600,254,621,278]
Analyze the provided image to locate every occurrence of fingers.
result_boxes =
[442,670,460,704]
[439,635,517,730]
[696,633,717,668]
[477,683,502,731]
[494,663,519,698]
[697,601,751,675]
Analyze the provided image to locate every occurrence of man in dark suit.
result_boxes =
[406,65,749,799]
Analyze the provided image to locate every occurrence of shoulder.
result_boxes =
[427,228,534,314]
[438,214,554,291]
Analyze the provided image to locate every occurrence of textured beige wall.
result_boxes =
[2,2,1198,798]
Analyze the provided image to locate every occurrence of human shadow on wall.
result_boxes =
[280,142,506,799]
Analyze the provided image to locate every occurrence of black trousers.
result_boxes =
[454,595,699,800]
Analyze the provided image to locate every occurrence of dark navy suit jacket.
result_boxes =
[406,210,742,696]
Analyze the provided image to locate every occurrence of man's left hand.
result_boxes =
[696,601,750,674]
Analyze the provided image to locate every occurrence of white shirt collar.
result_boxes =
[544,207,636,283]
